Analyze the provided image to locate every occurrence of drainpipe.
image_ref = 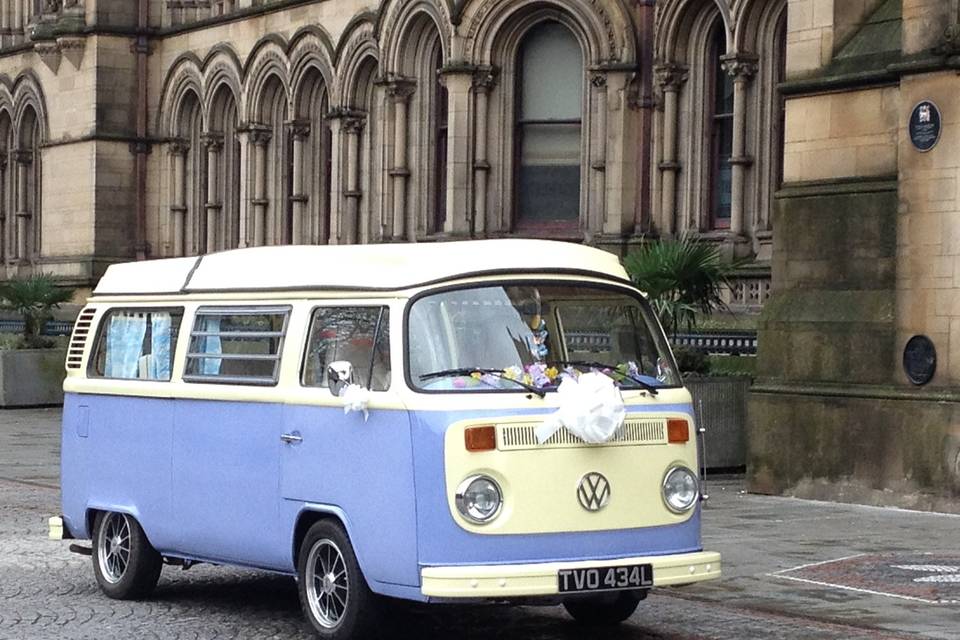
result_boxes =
[134,0,150,260]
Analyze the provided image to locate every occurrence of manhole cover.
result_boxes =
[772,553,960,604]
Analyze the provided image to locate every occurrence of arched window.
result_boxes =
[178,92,204,256]
[16,107,43,262]
[709,22,733,230]
[515,21,582,228]
[0,112,10,264]
[293,68,331,244]
[433,46,448,233]
[209,85,241,251]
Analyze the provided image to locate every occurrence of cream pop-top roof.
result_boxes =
[92,239,632,296]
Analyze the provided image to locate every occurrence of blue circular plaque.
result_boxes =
[903,335,936,386]
[909,101,941,152]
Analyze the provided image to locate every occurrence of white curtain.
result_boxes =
[149,313,173,380]
[105,313,147,379]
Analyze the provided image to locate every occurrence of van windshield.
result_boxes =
[407,284,681,392]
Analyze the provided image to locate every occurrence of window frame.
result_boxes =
[402,280,683,395]
[299,303,393,392]
[87,306,186,382]
[512,20,584,233]
[183,305,292,387]
[708,22,734,231]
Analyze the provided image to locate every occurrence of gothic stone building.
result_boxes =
[0,0,786,315]
[3,1,958,508]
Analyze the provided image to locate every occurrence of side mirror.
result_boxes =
[327,360,355,396]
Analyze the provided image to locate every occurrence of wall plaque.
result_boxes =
[909,101,941,152]
[903,335,936,386]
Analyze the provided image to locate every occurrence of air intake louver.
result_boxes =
[497,418,668,451]
[65,308,97,370]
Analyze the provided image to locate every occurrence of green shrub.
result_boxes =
[0,275,75,349]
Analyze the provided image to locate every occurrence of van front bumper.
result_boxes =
[420,550,721,598]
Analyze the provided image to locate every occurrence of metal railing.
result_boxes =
[672,331,757,356]
[0,320,74,336]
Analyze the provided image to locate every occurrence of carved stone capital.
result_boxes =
[382,76,417,103]
[472,67,498,93]
[720,54,759,80]
[343,116,366,135]
[286,119,311,140]
[244,124,272,146]
[168,139,190,156]
[201,132,223,152]
[11,150,32,165]
[653,63,688,90]
[591,73,608,89]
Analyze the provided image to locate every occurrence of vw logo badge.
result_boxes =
[577,472,611,512]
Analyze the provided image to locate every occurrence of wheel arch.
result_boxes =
[293,505,367,577]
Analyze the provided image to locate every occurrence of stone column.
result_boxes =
[342,116,365,245]
[721,55,758,237]
[202,133,223,253]
[471,68,496,237]
[288,120,311,245]
[590,73,608,235]
[385,78,416,241]
[0,154,6,264]
[167,140,189,257]
[439,66,474,236]
[247,125,271,247]
[654,63,687,236]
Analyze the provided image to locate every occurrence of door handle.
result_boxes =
[281,432,303,444]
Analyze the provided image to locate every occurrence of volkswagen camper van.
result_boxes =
[53,239,720,638]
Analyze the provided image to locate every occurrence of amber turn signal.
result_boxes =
[465,426,497,452]
[667,419,690,444]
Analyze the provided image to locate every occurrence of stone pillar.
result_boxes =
[202,133,223,254]
[722,55,758,237]
[590,73,608,235]
[439,66,473,236]
[247,125,271,247]
[168,140,189,257]
[342,116,365,245]
[0,154,6,264]
[288,120,311,245]
[385,78,416,241]
[654,63,687,236]
[471,68,496,237]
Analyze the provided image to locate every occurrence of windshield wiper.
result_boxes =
[418,368,546,398]
[548,360,659,396]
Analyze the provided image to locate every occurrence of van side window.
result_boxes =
[90,309,184,381]
[302,307,390,392]
[184,307,290,386]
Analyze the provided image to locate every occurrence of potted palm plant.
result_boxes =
[623,235,750,470]
[0,274,75,407]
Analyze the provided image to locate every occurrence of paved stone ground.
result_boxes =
[1,408,959,639]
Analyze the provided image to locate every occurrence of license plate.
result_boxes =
[558,564,653,594]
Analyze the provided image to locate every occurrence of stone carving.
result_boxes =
[653,62,688,90]
[720,54,758,79]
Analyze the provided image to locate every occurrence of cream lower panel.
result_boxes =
[444,414,699,535]
[420,551,722,598]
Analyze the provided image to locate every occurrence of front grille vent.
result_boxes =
[497,418,667,451]
[65,308,97,371]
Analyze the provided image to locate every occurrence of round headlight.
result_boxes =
[662,466,699,513]
[455,475,502,524]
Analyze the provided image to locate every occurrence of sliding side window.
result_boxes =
[184,307,290,386]
[89,308,184,381]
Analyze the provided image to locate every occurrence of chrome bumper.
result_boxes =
[421,550,721,598]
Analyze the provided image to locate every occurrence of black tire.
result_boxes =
[91,511,162,600]
[297,520,383,639]
[563,590,645,626]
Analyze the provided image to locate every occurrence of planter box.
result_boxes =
[686,376,751,470]
[0,349,67,407]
